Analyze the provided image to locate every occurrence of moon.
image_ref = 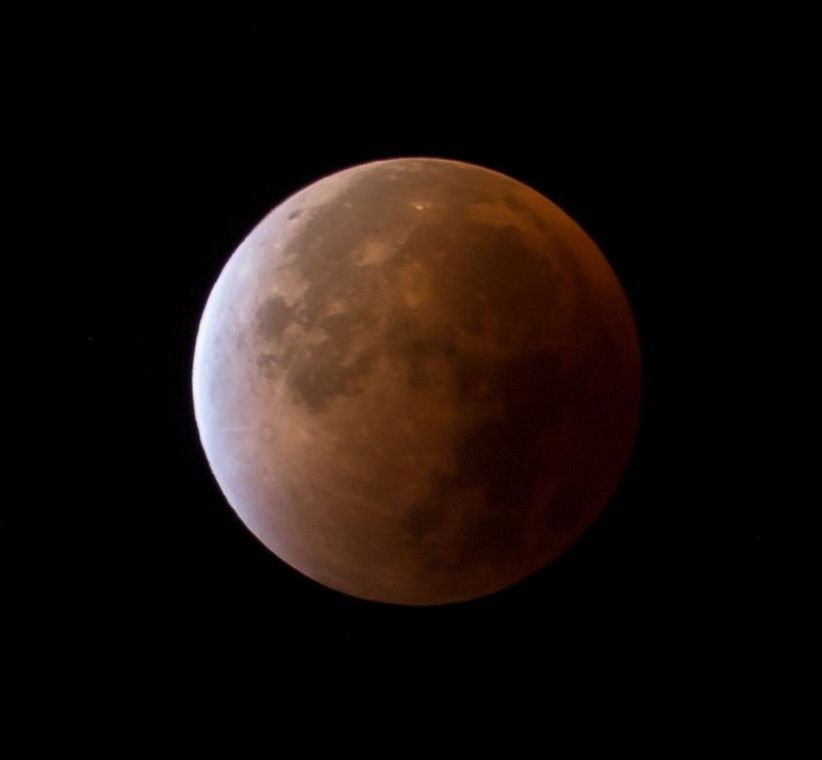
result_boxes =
[192,158,641,605]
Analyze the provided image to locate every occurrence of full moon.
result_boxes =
[193,158,641,605]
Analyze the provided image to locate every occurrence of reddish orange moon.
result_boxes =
[192,158,641,605]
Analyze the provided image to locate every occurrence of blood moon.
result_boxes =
[192,158,641,605]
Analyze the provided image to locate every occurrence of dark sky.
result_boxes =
[15,7,819,756]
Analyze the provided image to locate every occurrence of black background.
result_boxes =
[15,6,819,756]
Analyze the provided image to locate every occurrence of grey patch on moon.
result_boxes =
[256,295,293,341]
[285,344,379,414]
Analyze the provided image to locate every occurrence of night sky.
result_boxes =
[16,7,818,756]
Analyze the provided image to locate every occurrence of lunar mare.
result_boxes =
[193,158,641,605]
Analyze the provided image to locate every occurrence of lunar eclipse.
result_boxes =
[192,158,641,605]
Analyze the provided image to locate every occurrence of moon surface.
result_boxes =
[192,158,641,605]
